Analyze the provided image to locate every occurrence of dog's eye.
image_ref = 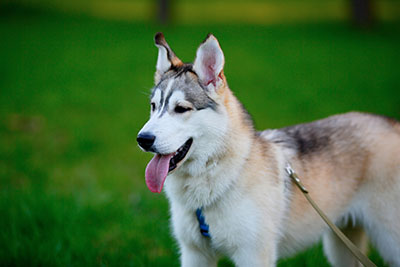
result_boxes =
[151,103,156,112]
[174,105,192,114]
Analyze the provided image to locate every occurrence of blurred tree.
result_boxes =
[158,0,170,24]
[350,0,375,27]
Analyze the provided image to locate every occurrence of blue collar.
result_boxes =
[196,208,211,238]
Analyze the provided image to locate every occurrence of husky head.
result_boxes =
[137,33,229,193]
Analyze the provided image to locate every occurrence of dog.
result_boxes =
[137,33,400,266]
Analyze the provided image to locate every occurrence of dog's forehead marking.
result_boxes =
[172,74,217,111]
[157,79,176,117]
[152,72,217,117]
[169,90,185,105]
[152,89,162,107]
[159,77,192,117]
[154,79,173,115]
[158,90,189,118]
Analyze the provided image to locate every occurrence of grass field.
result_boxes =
[0,6,399,266]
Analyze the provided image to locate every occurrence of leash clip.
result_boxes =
[285,163,308,193]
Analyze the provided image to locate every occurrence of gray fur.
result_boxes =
[151,65,217,115]
[261,113,393,158]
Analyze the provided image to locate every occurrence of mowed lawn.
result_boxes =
[0,7,399,266]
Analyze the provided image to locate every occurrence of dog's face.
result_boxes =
[137,33,228,193]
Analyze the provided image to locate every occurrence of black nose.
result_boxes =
[137,132,156,151]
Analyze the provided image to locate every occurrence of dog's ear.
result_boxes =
[154,32,183,84]
[193,34,225,90]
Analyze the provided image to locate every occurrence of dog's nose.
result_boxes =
[137,132,156,151]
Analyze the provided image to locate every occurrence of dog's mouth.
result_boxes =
[168,138,193,172]
[145,138,193,193]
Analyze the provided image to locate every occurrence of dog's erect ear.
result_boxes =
[193,34,225,90]
[154,32,183,84]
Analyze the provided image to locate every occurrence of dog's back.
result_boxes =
[262,112,400,265]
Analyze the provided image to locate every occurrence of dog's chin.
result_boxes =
[168,138,193,173]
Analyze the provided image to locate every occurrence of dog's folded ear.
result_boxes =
[193,34,225,90]
[154,32,183,84]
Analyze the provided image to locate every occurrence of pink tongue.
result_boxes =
[145,153,174,193]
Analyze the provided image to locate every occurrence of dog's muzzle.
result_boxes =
[137,132,156,151]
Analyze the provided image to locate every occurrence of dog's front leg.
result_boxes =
[231,242,277,267]
[180,244,217,267]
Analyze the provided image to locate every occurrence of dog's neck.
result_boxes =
[164,86,256,210]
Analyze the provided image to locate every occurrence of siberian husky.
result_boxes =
[137,33,400,266]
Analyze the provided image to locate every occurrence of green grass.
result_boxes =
[0,6,399,266]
